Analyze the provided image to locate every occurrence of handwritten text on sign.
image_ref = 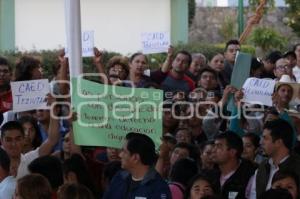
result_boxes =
[71,77,163,149]
[242,78,276,106]
[141,31,170,54]
[11,79,50,112]
[82,31,94,57]
[65,31,94,57]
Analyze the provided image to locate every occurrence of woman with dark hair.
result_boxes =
[18,116,42,153]
[58,183,95,199]
[184,174,217,199]
[63,154,99,198]
[106,55,129,85]
[168,158,198,199]
[208,53,226,90]
[242,132,262,165]
[14,173,52,199]
[126,52,175,88]
[14,56,43,81]
[123,52,154,88]
[93,48,129,85]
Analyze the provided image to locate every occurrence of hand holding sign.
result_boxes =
[242,78,276,106]
[11,79,50,112]
[221,85,238,105]
[65,31,95,57]
[234,89,244,106]
[167,45,174,58]
[58,49,68,68]
[93,47,103,64]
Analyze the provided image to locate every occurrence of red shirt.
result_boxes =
[0,89,12,113]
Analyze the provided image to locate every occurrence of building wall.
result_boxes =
[196,0,286,7]
[189,7,298,44]
[14,0,171,54]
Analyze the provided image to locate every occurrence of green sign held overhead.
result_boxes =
[227,52,252,112]
[71,77,163,149]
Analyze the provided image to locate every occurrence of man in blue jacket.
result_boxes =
[103,132,171,199]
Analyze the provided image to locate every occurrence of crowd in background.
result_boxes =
[0,39,300,199]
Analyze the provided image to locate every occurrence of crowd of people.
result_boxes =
[0,39,300,199]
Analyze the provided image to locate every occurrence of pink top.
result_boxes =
[169,182,185,199]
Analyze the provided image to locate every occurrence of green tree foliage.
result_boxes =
[285,0,300,37]
[219,16,237,41]
[250,27,287,53]
[0,44,255,78]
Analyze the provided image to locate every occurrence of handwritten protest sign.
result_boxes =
[141,31,170,54]
[11,79,49,112]
[242,78,276,106]
[71,77,163,149]
[82,31,94,57]
[65,30,94,57]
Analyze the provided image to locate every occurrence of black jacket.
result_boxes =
[206,159,256,199]
[256,153,300,199]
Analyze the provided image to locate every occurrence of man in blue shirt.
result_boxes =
[103,132,171,199]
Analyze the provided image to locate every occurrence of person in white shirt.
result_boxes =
[248,119,300,199]
[292,44,300,82]
[0,147,16,199]
[0,106,59,179]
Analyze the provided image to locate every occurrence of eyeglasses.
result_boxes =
[276,65,290,70]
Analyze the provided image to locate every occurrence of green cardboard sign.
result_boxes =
[71,77,163,149]
[227,52,252,112]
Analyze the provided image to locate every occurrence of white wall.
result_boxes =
[15,0,170,54]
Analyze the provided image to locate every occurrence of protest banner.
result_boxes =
[11,79,49,112]
[71,77,163,149]
[141,31,170,54]
[242,78,276,106]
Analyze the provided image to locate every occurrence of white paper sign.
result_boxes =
[82,31,94,57]
[65,31,94,57]
[242,78,276,106]
[141,31,170,54]
[11,79,50,112]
